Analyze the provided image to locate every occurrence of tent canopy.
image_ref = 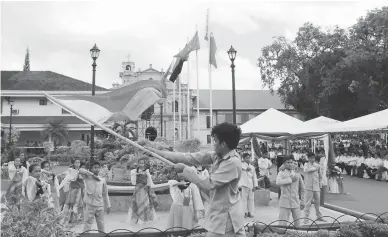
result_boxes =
[239,108,324,138]
[305,116,340,127]
[324,109,388,133]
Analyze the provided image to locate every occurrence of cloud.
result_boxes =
[1,0,386,91]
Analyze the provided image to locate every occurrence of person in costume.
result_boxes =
[4,157,29,204]
[128,157,158,224]
[23,163,51,202]
[146,122,246,237]
[239,153,259,218]
[166,177,205,230]
[276,156,305,227]
[40,160,60,211]
[81,161,111,232]
[59,159,85,225]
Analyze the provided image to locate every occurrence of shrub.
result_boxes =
[1,196,71,237]
[1,165,10,180]
[94,139,103,149]
[176,138,201,152]
[357,222,388,237]
[70,140,87,153]
[337,224,363,237]
[56,146,70,154]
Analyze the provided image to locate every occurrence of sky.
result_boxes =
[1,0,387,90]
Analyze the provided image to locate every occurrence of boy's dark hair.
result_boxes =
[283,155,295,163]
[90,161,100,168]
[307,152,315,158]
[40,160,50,169]
[29,163,40,173]
[211,122,241,150]
[242,153,250,158]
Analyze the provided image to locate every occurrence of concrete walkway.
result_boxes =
[68,192,357,234]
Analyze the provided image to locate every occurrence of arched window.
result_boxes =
[126,65,131,71]
[172,101,178,112]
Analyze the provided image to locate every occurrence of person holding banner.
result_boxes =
[146,122,246,237]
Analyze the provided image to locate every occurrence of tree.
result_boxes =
[23,48,30,71]
[258,7,388,121]
[41,119,68,148]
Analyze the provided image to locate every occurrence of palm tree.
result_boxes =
[42,119,69,147]
[111,120,138,140]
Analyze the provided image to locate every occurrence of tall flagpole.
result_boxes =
[208,9,213,147]
[178,76,182,140]
[196,26,200,136]
[187,38,191,139]
[173,78,176,149]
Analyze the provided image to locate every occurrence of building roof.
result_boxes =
[193,90,289,110]
[1,116,85,125]
[1,71,108,91]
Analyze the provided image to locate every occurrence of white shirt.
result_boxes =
[269,151,276,159]
[257,158,272,177]
[239,163,258,189]
[383,160,388,169]
[356,157,365,166]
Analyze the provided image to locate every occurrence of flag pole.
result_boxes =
[173,76,176,150]
[196,26,200,136]
[208,10,213,147]
[178,75,182,140]
[187,38,191,139]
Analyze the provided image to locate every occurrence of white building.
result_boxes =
[1,58,301,147]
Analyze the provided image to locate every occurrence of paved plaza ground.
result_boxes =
[67,192,357,233]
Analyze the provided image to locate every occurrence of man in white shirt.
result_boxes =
[372,155,388,181]
[366,155,378,179]
[356,155,366,178]
[239,153,259,218]
[269,148,277,164]
[257,154,272,178]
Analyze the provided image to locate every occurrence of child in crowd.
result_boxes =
[80,161,111,232]
[166,177,204,230]
[40,160,60,211]
[23,163,51,202]
[239,153,259,218]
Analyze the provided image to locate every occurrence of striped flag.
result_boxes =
[44,80,168,124]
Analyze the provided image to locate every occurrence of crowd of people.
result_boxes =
[3,122,388,237]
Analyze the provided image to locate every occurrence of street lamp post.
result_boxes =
[227,46,237,124]
[8,101,13,148]
[90,44,100,165]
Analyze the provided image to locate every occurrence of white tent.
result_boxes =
[239,108,324,138]
[324,109,388,133]
[305,116,340,127]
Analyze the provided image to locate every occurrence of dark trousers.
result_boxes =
[366,167,378,179]
[374,167,388,180]
[345,165,352,175]
[337,162,346,172]
[351,165,358,176]
[357,164,367,178]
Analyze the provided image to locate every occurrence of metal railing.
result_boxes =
[65,212,388,237]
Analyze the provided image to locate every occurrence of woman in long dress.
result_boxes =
[40,160,60,211]
[166,178,204,231]
[59,159,84,225]
[128,157,158,224]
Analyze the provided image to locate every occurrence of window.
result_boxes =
[236,114,242,124]
[81,134,85,141]
[86,135,90,145]
[172,101,178,112]
[39,99,47,106]
[207,135,212,144]
[206,116,211,128]
[248,114,256,120]
[62,109,70,114]
[240,114,249,124]
[217,114,225,124]
[225,114,233,123]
